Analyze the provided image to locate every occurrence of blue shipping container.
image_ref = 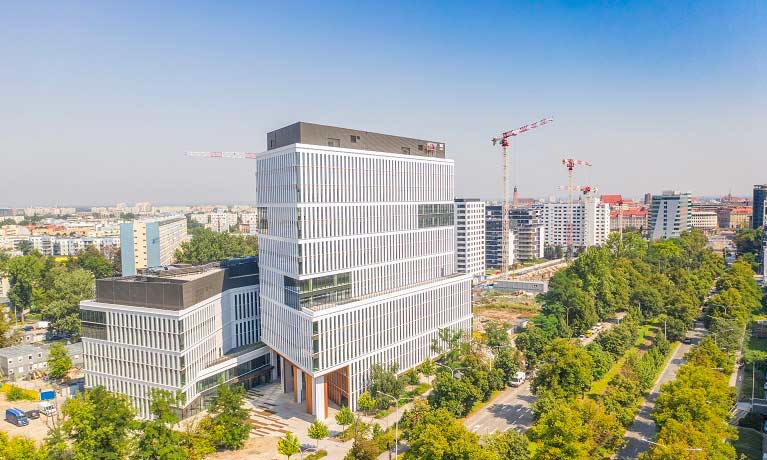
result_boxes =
[39,390,55,401]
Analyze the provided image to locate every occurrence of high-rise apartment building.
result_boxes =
[256,122,472,418]
[534,192,610,250]
[80,258,270,417]
[454,199,486,280]
[120,217,187,276]
[485,206,544,268]
[648,191,692,240]
[753,185,767,229]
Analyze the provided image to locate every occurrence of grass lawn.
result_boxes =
[589,324,658,395]
[731,427,763,460]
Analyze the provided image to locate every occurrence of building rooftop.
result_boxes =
[0,342,82,359]
[600,194,623,205]
[266,122,446,158]
[93,257,259,311]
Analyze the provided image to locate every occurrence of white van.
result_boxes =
[38,402,56,417]
[511,371,526,387]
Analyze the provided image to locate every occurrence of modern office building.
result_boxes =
[533,191,610,250]
[256,122,472,418]
[454,199,486,280]
[754,185,767,229]
[79,257,270,417]
[120,217,187,276]
[648,191,693,240]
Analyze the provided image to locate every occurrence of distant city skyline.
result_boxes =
[1,1,765,206]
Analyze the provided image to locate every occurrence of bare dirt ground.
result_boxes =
[473,292,541,333]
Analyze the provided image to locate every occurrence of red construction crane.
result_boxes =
[491,117,553,278]
[561,158,592,258]
[186,151,260,160]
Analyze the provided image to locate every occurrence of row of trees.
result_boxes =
[428,327,524,417]
[0,247,115,338]
[516,230,722,368]
[0,382,250,460]
[644,339,736,460]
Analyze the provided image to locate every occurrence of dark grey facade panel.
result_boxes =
[266,122,445,158]
[94,261,259,311]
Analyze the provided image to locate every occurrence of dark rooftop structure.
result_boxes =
[266,122,446,158]
[94,257,259,311]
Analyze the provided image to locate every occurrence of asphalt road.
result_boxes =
[463,380,536,436]
[614,324,704,460]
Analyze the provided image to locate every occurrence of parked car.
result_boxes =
[683,337,692,344]
[5,408,29,427]
[25,409,40,419]
[578,335,586,340]
[763,419,767,433]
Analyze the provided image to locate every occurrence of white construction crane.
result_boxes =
[491,117,553,278]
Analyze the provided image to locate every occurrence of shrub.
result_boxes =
[306,449,328,460]
[3,385,37,401]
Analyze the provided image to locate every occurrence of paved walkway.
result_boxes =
[614,326,703,460]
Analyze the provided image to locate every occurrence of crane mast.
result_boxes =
[491,117,553,278]
[561,158,592,259]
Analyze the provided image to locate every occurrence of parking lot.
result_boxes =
[0,394,64,443]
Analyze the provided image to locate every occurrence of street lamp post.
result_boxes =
[640,437,702,452]
[379,392,414,460]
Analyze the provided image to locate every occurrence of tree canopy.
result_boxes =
[175,228,257,265]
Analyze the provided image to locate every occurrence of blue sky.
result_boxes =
[1,1,764,206]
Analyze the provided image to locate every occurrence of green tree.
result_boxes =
[345,436,380,460]
[47,342,73,379]
[493,347,523,386]
[133,389,187,460]
[368,363,405,409]
[277,432,301,460]
[180,421,214,460]
[0,306,18,347]
[418,358,437,384]
[485,429,529,460]
[307,419,329,450]
[652,365,734,430]
[72,246,114,279]
[199,380,250,450]
[529,398,623,460]
[45,427,73,460]
[531,339,594,400]
[175,228,258,264]
[585,342,614,381]
[0,432,47,460]
[5,254,45,311]
[357,392,376,418]
[61,386,137,460]
[336,406,355,433]
[40,268,95,336]
[484,321,510,348]
[403,403,493,460]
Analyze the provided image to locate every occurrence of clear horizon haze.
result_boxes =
[1,1,765,207]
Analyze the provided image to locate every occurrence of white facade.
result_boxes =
[455,200,486,279]
[80,262,267,418]
[534,193,610,250]
[649,191,692,240]
[256,142,472,417]
[208,212,238,233]
[691,210,718,230]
